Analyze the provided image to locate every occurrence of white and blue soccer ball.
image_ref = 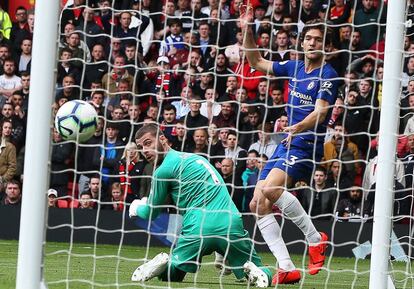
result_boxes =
[54,100,98,143]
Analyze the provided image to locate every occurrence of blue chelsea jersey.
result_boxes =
[272,60,339,148]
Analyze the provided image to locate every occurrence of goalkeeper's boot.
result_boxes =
[243,261,269,288]
[131,252,169,282]
[271,269,301,285]
[214,252,232,275]
[308,232,329,275]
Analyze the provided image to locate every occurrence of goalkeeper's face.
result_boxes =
[136,132,168,165]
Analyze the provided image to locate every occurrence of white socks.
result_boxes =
[275,190,321,245]
[257,214,296,271]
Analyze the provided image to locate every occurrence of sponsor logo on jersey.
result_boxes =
[290,89,313,105]
[319,81,333,95]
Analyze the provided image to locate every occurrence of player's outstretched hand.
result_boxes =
[129,197,148,218]
[238,4,253,31]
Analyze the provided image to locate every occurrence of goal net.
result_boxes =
[25,0,413,288]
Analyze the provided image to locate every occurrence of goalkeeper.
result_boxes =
[129,124,272,288]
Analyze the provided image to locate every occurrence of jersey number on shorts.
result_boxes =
[196,159,221,184]
[282,155,298,167]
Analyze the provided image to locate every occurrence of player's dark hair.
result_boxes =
[300,19,333,45]
[135,123,164,140]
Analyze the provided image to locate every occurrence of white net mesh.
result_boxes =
[39,0,414,288]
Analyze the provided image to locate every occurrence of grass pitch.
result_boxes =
[0,240,412,289]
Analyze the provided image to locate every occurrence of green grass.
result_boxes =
[0,239,413,289]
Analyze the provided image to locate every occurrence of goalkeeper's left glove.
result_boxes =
[129,197,148,218]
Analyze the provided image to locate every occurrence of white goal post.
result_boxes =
[15,0,60,289]
[369,1,408,289]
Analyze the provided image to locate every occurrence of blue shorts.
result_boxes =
[259,139,322,183]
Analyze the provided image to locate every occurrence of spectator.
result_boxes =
[336,186,364,222]
[225,29,243,66]
[76,117,104,193]
[207,123,225,167]
[192,72,212,100]
[248,123,277,159]
[0,58,22,101]
[171,86,192,119]
[180,96,209,137]
[208,53,233,96]
[188,128,209,157]
[220,158,243,211]
[108,182,125,211]
[47,188,59,208]
[55,74,79,102]
[402,134,414,189]
[326,98,345,141]
[326,160,353,199]
[297,166,338,220]
[15,37,32,74]
[118,142,144,203]
[10,91,26,122]
[362,154,405,200]
[160,104,178,142]
[218,75,238,101]
[83,43,108,90]
[224,130,247,177]
[0,120,16,186]
[1,102,25,153]
[272,29,290,61]
[75,7,105,51]
[353,0,384,50]
[93,122,125,190]
[200,88,221,121]
[57,48,81,85]
[61,31,91,68]
[324,123,359,176]
[18,72,30,110]
[197,22,215,68]
[79,191,94,209]
[50,128,74,196]
[1,180,21,206]
[171,120,191,152]
[102,55,135,102]
[212,102,237,129]
[182,0,208,32]
[113,11,139,50]
[273,114,288,145]
[241,149,260,212]
[159,19,185,59]
[239,107,261,150]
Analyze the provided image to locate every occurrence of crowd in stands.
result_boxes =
[1,0,414,223]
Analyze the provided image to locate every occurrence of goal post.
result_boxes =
[369,1,408,289]
[15,0,60,288]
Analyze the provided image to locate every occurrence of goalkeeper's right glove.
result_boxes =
[129,197,148,218]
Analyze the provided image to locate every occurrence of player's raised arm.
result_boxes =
[239,6,273,75]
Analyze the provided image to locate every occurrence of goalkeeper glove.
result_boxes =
[129,197,148,218]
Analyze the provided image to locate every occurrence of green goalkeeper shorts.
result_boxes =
[169,229,272,280]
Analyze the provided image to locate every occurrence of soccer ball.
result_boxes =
[55,100,98,142]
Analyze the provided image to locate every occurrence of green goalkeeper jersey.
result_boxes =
[137,149,243,236]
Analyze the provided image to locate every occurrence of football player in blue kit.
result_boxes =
[240,9,339,285]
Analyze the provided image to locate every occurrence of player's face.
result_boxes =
[302,29,324,61]
[136,132,166,164]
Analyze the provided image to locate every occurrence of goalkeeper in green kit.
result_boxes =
[129,124,272,287]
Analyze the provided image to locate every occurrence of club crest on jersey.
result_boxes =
[307,81,315,90]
